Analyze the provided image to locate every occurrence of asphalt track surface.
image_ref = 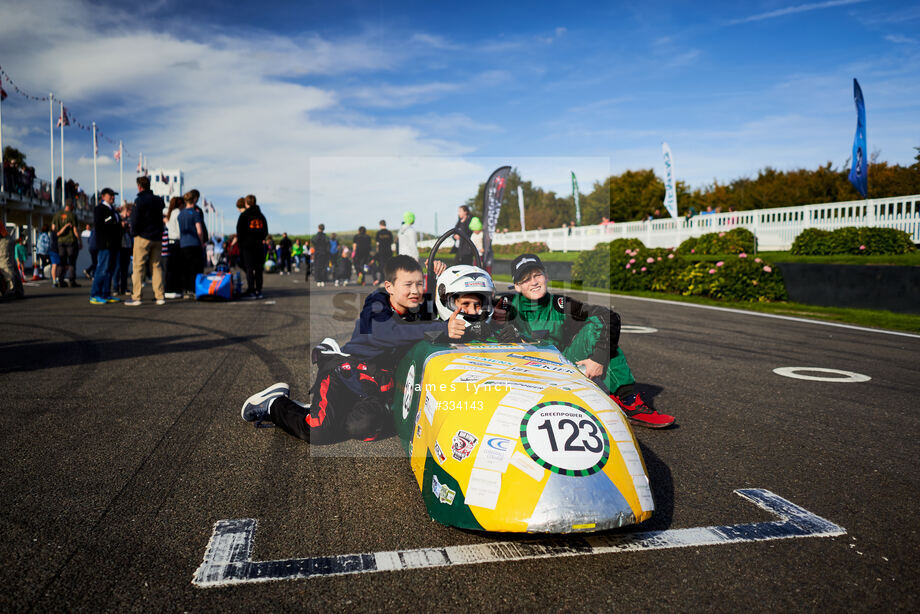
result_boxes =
[1,273,918,611]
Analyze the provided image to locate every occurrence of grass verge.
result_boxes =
[492,274,920,334]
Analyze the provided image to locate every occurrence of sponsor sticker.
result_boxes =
[431,474,455,505]
[520,402,610,477]
[508,353,565,365]
[401,364,416,419]
[464,468,502,510]
[434,441,447,464]
[424,392,436,424]
[473,435,515,472]
[451,430,478,461]
[414,410,422,439]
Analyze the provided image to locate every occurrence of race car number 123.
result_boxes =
[520,403,610,477]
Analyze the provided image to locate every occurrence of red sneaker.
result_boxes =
[611,393,675,429]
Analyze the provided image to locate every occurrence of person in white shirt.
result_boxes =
[397,211,419,263]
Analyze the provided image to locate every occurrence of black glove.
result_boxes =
[494,324,524,343]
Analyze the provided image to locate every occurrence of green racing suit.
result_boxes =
[497,292,635,394]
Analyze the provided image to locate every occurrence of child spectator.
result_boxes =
[333,246,352,286]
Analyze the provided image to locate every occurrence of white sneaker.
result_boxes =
[156,299,166,305]
[124,299,142,306]
[164,292,181,299]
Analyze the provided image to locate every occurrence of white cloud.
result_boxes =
[728,0,869,25]
[885,34,917,44]
[0,0,487,233]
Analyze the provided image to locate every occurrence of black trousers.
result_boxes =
[270,397,346,444]
[165,240,184,294]
[182,246,204,292]
[240,245,264,293]
[313,253,329,282]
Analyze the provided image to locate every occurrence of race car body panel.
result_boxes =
[391,340,654,533]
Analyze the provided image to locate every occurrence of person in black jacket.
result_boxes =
[236,193,268,298]
[90,188,122,304]
[279,232,293,275]
[126,176,166,306]
[239,256,464,443]
[453,205,474,265]
[311,224,330,286]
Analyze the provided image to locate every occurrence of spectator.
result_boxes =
[452,205,474,265]
[469,216,484,258]
[82,223,95,279]
[14,235,28,283]
[126,175,166,306]
[329,232,338,256]
[312,223,330,286]
[112,203,134,296]
[177,190,206,298]
[89,188,122,304]
[302,239,311,282]
[48,222,61,286]
[212,235,224,268]
[34,224,52,280]
[163,196,184,299]
[397,211,418,263]
[279,232,293,275]
[352,226,371,285]
[228,234,240,270]
[0,224,22,297]
[236,193,268,299]
[51,202,82,287]
[333,245,352,286]
[291,238,303,272]
[375,220,393,277]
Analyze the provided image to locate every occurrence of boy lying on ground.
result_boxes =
[240,255,466,443]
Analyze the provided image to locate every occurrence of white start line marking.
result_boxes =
[621,325,658,334]
[772,367,871,383]
[192,488,845,588]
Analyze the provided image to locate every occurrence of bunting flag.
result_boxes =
[0,65,51,101]
[136,156,142,173]
[56,106,70,127]
[848,78,868,198]
[113,149,121,161]
[481,165,512,273]
[0,84,7,101]
[662,142,678,219]
[571,171,581,225]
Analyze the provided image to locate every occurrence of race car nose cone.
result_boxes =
[525,471,641,532]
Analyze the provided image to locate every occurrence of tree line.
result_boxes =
[464,149,920,230]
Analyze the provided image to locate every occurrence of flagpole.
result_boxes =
[59,101,64,207]
[92,122,98,206]
[0,87,5,194]
[49,93,55,206]
[119,141,123,204]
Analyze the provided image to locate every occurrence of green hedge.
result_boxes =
[493,241,550,255]
[677,227,755,255]
[574,239,787,302]
[790,227,916,255]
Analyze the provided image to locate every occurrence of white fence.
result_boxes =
[421,194,920,252]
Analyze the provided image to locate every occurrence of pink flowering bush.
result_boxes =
[678,227,755,255]
[574,238,787,301]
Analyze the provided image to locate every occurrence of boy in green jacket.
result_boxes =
[496,254,675,428]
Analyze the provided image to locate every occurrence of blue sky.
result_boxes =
[1,0,918,234]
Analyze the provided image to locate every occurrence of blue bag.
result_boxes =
[195,272,234,300]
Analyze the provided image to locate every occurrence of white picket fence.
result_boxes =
[421,194,920,252]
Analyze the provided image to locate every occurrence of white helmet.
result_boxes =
[435,265,494,322]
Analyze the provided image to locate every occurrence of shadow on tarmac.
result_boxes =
[0,332,267,373]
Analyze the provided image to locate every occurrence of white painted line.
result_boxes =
[621,325,658,334]
[192,488,845,587]
[772,367,871,382]
[575,289,920,340]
